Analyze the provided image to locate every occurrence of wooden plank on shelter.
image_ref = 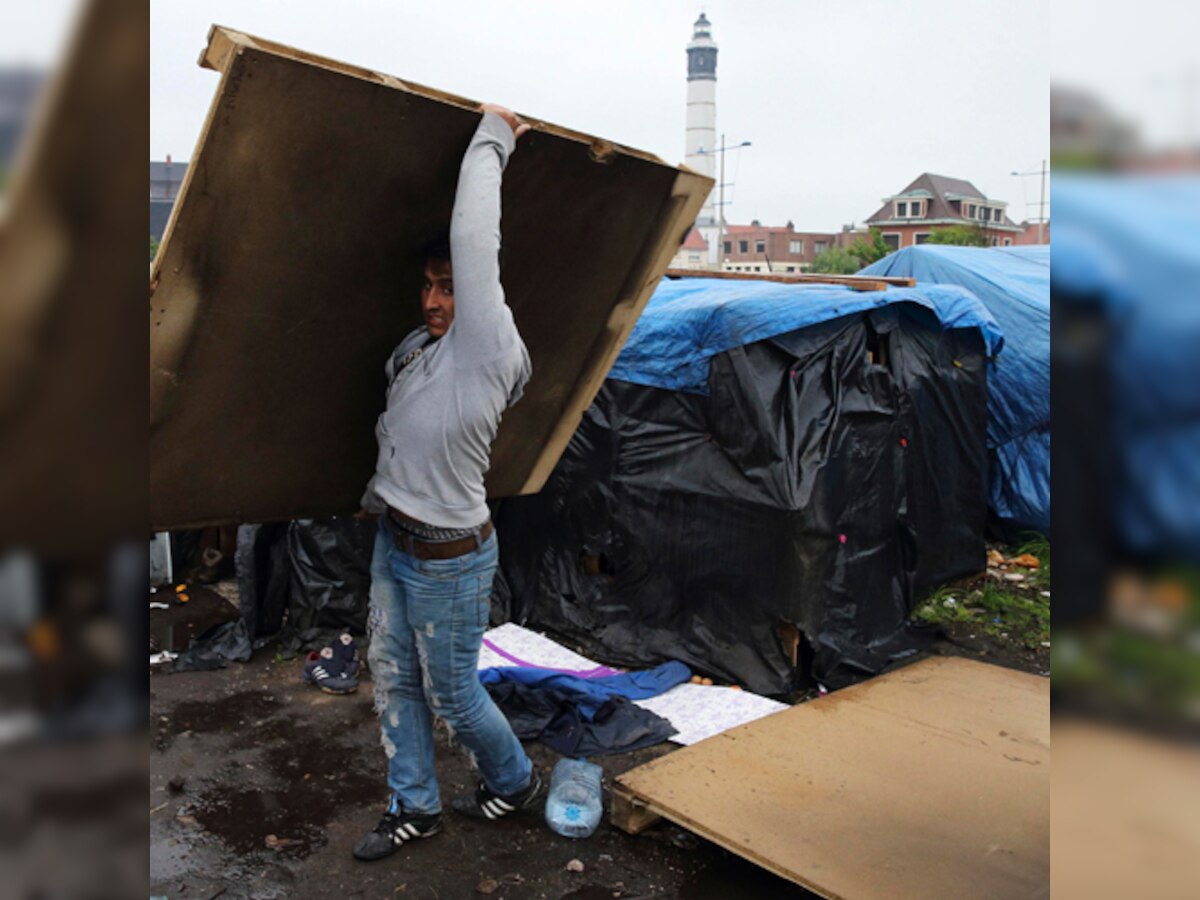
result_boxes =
[149,26,712,530]
[614,656,1049,900]
[663,267,916,291]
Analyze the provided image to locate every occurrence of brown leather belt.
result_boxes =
[387,514,494,561]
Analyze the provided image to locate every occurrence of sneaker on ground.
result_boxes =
[352,803,442,862]
[302,647,358,694]
[451,770,544,821]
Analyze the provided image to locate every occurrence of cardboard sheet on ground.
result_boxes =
[616,656,1049,899]
[479,623,787,745]
[149,27,711,530]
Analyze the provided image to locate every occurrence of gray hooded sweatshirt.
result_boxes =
[360,112,531,528]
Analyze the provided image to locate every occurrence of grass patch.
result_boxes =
[914,537,1051,649]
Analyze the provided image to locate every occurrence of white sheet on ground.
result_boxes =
[479,623,788,746]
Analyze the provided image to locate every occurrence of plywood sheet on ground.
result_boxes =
[615,656,1049,900]
[150,26,711,530]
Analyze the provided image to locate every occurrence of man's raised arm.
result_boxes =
[448,105,530,357]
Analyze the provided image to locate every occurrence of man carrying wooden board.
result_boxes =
[352,104,541,862]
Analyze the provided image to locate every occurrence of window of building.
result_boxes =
[978,207,988,221]
[994,208,1004,223]
[815,241,827,254]
[724,241,732,254]
[786,266,796,273]
[991,237,999,246]
[788,239,802,254]
[882,233,901,250]
[910,201,922,217]
[739,240,749,253]
[897,201,908,217]
[1003,238,1012,246]
[914,233,931,244]
[967,203,976,218]
[755,240,766,253]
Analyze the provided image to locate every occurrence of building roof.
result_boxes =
[726,223,792,234]
[866,173,1019,228]
[681,226,708,250]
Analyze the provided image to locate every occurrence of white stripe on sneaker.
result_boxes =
[403,823,419,838]
[494,797,514,811]
[482,803,498,820]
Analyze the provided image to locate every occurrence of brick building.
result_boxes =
[670,226,710,269]
[1012,219,1050,245]
[720,221,846,273]
[864,173,1023,250]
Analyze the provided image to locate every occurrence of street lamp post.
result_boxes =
[1011,160,1049,244]
[697,136,751,269]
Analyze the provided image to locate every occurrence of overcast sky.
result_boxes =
[1052,0,1199,150]
[9,1,1054,228]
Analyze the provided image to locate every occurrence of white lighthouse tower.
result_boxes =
[685,13,719,262]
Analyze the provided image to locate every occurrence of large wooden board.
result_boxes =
[150,26,711,530]
[615,657,1049,900]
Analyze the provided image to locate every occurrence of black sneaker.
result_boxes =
[352,803,442,862]
[451,770,544,821]
[302,647,358,694]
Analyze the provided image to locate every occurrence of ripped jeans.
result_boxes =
[367,521,532,815]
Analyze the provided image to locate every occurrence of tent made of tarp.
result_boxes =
[1052,176,1200,562]
[495,276,1000,693]
[861,245,1050,535]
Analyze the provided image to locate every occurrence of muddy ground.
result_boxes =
[149,584,1046,900]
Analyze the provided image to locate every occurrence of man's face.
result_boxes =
[421,259,454,338]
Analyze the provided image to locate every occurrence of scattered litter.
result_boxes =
[1007,553,1040,568]
[700,677,713,686]
[150,651,178,666]
[264,834,299,851]
[150,602,169,610]
[566,859,585,873]
[1040,591,1050,598]
[942,597,957,608]
[1003,573,1025,582]
[986,549,1005,566]
[149,801,169,816]
[177,593,190,604]
[476,878,499,894]
[175,584,187,593]
[1041,642,1051,648]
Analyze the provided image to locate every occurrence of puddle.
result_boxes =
[185,711,383,859]
[160,691,285,740]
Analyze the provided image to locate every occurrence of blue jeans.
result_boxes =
[367,521,532,815]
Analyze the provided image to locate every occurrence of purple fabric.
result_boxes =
[481,637,623,678]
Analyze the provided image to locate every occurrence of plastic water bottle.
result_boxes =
[544,758,603,838]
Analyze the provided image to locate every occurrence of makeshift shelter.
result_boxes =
[1052,176,1200,563]
[494,276,1002,693]
[861,245,1050,535]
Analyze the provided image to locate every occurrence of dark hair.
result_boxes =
[420,231,451,265]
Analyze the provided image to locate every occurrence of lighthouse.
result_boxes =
[685,13,719,259]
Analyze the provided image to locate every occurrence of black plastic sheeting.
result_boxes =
[175,517,374,667]
[493,304,988,694]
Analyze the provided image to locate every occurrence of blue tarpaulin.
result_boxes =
[861,246,1050,534]
[608,278,1003,395]
[1052,176,1200,559]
